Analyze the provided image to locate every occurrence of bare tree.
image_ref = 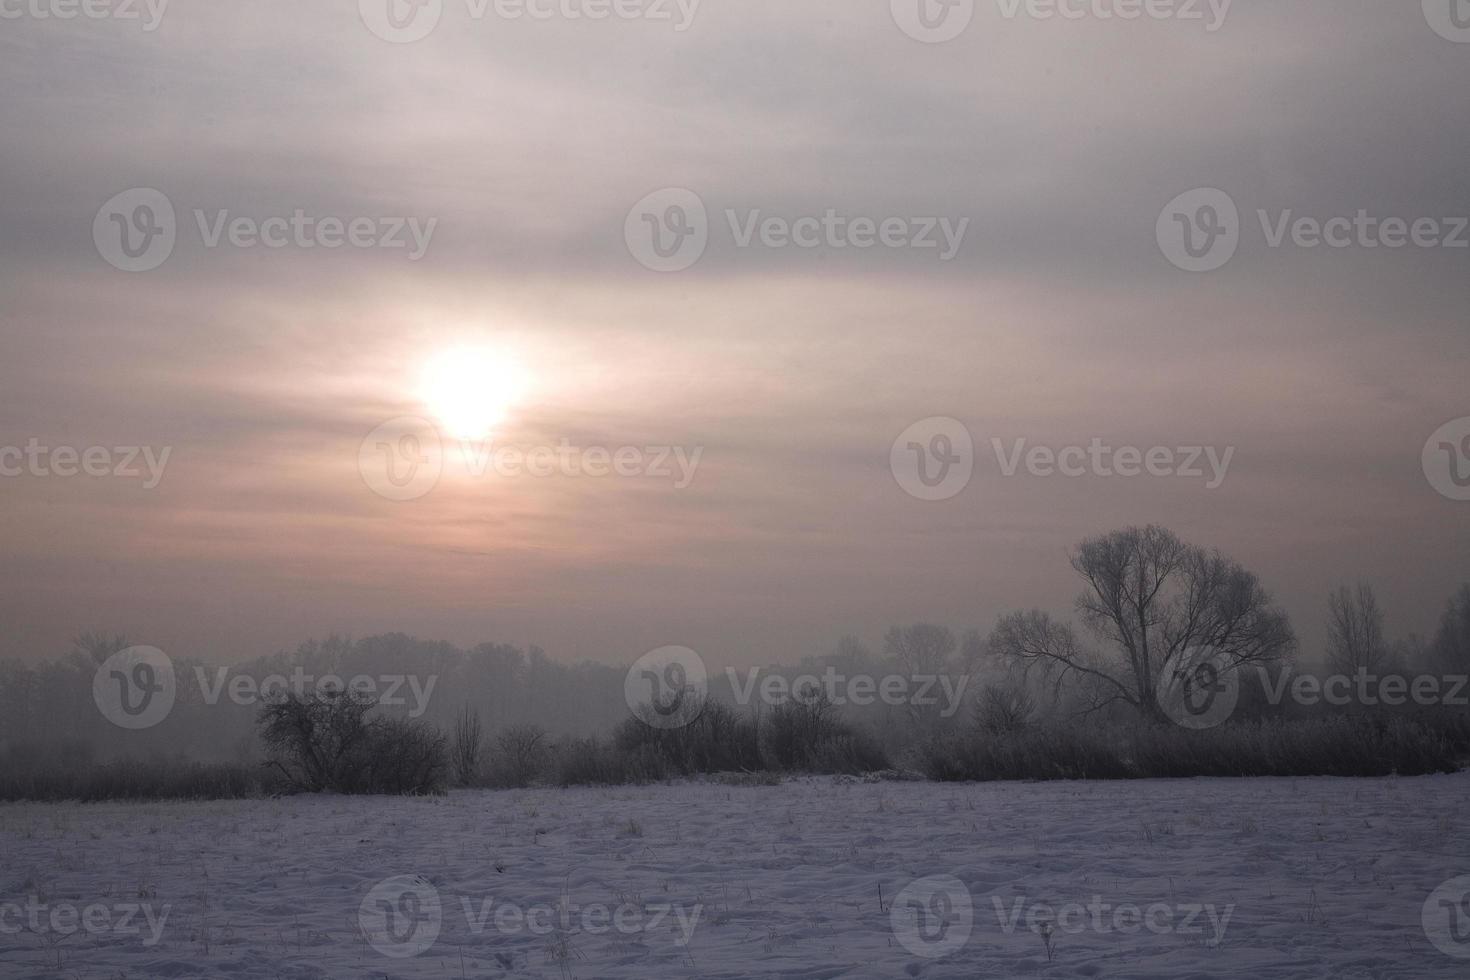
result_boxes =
[959,628,986,674]
[1325,583,1388,676]
[883,623,957,674]
[73,632,131,665]
[990,525,1296,720]
[489,724,549,788]
[1432,584,1470,672]
[974,683,1036,735]
[451,705,484,786]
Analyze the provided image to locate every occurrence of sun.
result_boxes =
[419,346,530,441]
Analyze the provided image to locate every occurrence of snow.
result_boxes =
[1,773,1466,978]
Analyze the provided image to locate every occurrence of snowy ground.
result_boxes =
[1,773,1467,979]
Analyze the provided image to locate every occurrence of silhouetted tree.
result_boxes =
[1326,583,1388,675]
[989,525,1296,721]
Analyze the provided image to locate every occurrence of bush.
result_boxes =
[451,706,484,787]
[257,691,448,795]
[615,698,762,775]
[759,687,890,773]
[482,724,551,788]
[975,683,1036,735]
[0,759,290,802]
[917,715,1463,782]
[551,736,666,787]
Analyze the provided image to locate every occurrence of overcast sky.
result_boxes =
[1,0,1466,667]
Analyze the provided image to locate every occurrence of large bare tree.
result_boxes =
[883,623,957,674]
[1432,584,1470,672]
[1325,583,1388,676]
[989,525,1296,720]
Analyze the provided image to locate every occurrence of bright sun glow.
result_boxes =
[419,346,530,441]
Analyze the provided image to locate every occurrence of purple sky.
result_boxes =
[1,0,1466,667]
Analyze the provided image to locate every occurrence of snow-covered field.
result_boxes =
[2,774,1467,979]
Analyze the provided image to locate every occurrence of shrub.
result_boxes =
[615,697,762,775]
[0,759,290,802]
[975,683,1037,735]
[451,706,484,787]
[483,724,551,788]
[257,691,447,795]
[551,736,665,787]
[917,715,1462,782]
